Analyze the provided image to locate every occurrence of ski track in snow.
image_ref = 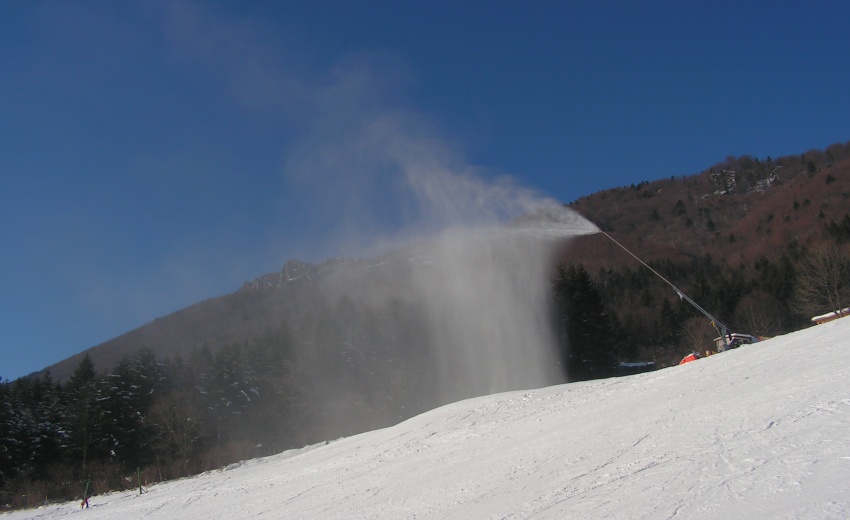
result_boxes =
[5,320,850,519]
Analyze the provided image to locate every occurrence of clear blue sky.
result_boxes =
[2,1,849,380]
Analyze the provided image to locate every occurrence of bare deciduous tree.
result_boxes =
[680,316,715,354]
[794,243,850,318]
[734,290,788,337]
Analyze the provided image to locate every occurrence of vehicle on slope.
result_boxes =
[713,333,759,351]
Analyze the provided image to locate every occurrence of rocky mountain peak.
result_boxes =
[241,259,318,291]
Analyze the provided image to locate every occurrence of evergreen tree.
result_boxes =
[0,374,67,487]
[22,373,66,478]
[0,378,21,486]
[242,329,302,451]
[64,354,105,474]
[99,349,163,471]
[198,343,259,444]
[553,264,618,381]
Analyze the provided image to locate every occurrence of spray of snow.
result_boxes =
[406,198,598,402]
[282,67,599,402]
[158,0,603,405]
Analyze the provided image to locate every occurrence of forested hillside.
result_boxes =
[3,141,850,510]
[1,300,440,509]
[560,141,850,368]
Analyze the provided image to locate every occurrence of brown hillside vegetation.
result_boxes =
[564,143,850,271]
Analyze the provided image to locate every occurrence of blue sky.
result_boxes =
[2,1,849,380]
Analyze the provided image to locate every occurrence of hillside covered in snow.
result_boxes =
[7,318,850,519]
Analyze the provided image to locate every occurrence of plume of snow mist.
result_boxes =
[383,140,599,399]
[283,53,600,402]
[406,200,598,402]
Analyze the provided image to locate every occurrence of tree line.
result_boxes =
[0,336,301,509]
[553,240,850,379]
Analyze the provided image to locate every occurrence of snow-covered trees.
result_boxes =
[99,348,164,470]
[0,372,66,502]
[65,354,104,474]
[0,340,311,509]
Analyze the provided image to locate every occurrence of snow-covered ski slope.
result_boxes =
[8,319,850,519]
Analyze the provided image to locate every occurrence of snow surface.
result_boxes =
[7,319,850,519]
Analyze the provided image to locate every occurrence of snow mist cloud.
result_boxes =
[163,2,600,404]
[283,54,599,402]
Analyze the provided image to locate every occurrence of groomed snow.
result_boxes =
[7,319,850,519]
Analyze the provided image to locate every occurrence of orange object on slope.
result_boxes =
[679,352,700,365]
